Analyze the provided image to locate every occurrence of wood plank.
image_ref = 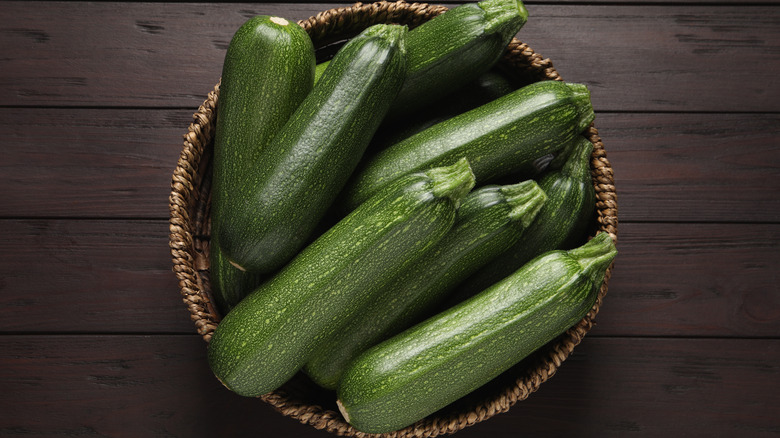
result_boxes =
[520,5,780,114]
[594,222,780,338]
[0,335,329,437]
[0,2,343,107]
[1,3,779,111]
[0,108,190,218]
[2,109,778,222]
[0,219,194,333]
[598,112,780,223]
[1,335,777,437]
[1,220,778,338]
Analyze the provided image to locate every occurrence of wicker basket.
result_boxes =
[168,1,618,436]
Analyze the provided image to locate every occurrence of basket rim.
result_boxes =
[168,2,618,437]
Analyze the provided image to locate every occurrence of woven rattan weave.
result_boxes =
[168,2,618,436]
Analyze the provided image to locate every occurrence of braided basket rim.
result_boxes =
[168,1,618,436]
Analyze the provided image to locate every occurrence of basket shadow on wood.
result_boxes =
[168,2,618,437]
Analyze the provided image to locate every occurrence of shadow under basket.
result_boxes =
[168,2,619,436]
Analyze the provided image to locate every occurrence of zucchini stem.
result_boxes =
[479,0,529,42]
[500,180,547,227]
[427,158,476,207]
[566,83,596,132]
[561,136,594,178]
[567,232,617,285]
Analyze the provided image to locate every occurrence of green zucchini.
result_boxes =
[342,80,595,211]
[218,24,407,274]
[455,136,596,300]
[370,69,517,151]
[304,179,546,390]
[211,15,316,275]
[208,234,263,315]
[207,159,475,397]
[314,0,528,117]
[337,232,617,433]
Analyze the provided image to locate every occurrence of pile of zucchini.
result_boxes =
[205,0,617,434]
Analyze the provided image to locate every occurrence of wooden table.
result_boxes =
[2,1,778,436]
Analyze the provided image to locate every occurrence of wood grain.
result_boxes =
[1,220,778,338]
[2,109,778,221]
[0,219,193,333]
[1,335,777,437]
[595,222,780,338]
[0,108,190,218]
[1,3,778,111]
[598,112,780,223]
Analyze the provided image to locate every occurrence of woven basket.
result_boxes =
[169,1,618,436]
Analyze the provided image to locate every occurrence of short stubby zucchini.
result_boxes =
[341,80,595,211]
[304,179,546,390]
[210,15,316,275]
[314,0,528,117]
[207,159,476,397]
[218,24,408,274]
[456,136,597,298]
[337,232,617,434]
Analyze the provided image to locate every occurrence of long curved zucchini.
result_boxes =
[342,80,595,211]
[210,15,315,277]
[304,179,546,390]
[315,0,528,117]
[218,24,407,274]
[337,232,617,433]
[455,136,596,299]
[207,159,475,397]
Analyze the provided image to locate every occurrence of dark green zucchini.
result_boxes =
[211,15,316,276]
[315,0,527,117]
[342,80,595,211]
[337,232,617,433]
[304,179,546,390]
[207,159,475,397]
[370,69,517,151]
[218,24,408,274]
[454,136,596,299]
[207,234,263,315]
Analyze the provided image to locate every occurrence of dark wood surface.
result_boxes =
[1,1,779,437]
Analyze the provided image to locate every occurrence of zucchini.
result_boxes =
[314,0,528,117]
[207,159,476,397]
[370,69,517,151]
[218,24,408,274]
[304,179,546,390]
[337,232,617,433]
[342,80,595,211]
[455,136,596,299]
[207,234,263,315]
[211,15,316,274]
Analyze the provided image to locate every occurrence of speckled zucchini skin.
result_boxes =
[211,15,315,275]
[455,136,597,299]
[370,69,517,151]
[218,24,407,274]
[207,234,263,315]
[342,80,595,211]
[304,179,546,390]
[313,0,528,118]
[337,232,617,434]
[207,159,475,397]
[388,0,527,116]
